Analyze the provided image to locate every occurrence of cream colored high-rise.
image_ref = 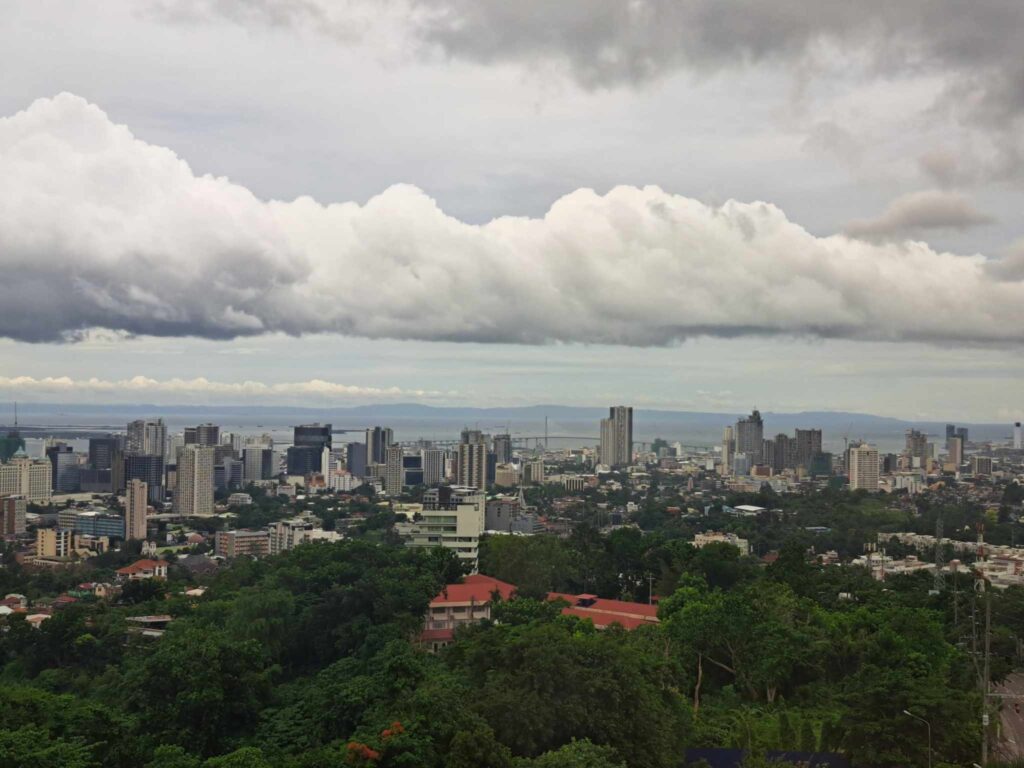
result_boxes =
[126,478,149,540]
[848,443,879,491]
[599,405,633,467]
[0,455,52,502]
[173,445,215,516]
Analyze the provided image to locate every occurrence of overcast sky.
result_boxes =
[1,0,1023,421]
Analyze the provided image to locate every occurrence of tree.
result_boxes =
[0,726,95,768]
[515,739,625,768]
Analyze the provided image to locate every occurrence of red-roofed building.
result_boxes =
[421,574,516,651]
[547,592,659,630]
[116,559,169,581]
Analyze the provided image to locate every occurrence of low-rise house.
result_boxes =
[546,592,659,630]
[116,558,169,581]
[421,574,516,651]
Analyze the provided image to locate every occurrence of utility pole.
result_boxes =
[981,580,992,767]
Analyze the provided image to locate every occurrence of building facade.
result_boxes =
[174,445,215,517]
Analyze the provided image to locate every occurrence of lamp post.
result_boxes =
[903,710,933,768]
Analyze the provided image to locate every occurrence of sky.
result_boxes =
[1,0,1023,421]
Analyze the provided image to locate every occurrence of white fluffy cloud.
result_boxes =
[0,375,449,400]
[2,93,1023,347]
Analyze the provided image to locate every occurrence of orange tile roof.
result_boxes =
[116,559,169,575]
[430,574,516,605]
[547,592,659,629]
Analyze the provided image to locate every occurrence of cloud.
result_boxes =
[985,239,1024,281]
[843,190,994,241]
[2,93,1024,348]
[0,374,451,400]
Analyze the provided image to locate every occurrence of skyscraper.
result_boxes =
[46,443,79,492]
[126,479,148,540]
[422,448,445,486]
[735,409,764,465]
[599,406,633,467]
[243,447,274,483]
[366,427,394,466]
[948,436,964,467]
[125,453,164,504]
[384,445,404,495]
[457,431,487,490]
[493,433,512,465]
[88,435,121,471]
[794,428,822,468]
[905,429,928,459]
[1016,422,1023,450]
[184,423,220,446]
[174,445,215,517]
[721,426,734,475]
[127,419,166,456]
[848,443,879,491]
[346,442,368,477]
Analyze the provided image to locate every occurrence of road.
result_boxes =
[994,671,1024,760]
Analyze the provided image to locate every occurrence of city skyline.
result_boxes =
[1,3,1024,422]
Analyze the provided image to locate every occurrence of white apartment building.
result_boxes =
[394,486,485,570]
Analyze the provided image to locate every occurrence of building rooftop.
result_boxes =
[430,573,516,605]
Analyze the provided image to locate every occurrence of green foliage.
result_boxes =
[0,726,96,768]
[514,738,625,767]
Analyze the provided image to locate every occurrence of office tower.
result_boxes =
[346,442,368,477]
[732,452,751,476]
[365,427,394,465]
[794,428,822,468]
[422,448,444,486]
[761,439,775,471]
[599,406,633,468]
[384,445,404,495]
[948,436,964,467]
[45,443,79,492]
[88,435,121,470]
[174,445,215,516]
[457,431,487,490]
[848,443,879,491]
[243,447,274,483]
[945,424,956,449]
[972,456,994,475]
[402,453,424,486]
[215,458,243,490]
[1,495,26,537]
[0,453,52,503]
[735,409,764,465]
[1016,422,1023,450]
[772,433,795,473]
[126,479,148,541]
[286,446,320,476]
[295,423,332,452]
[905,429,928,459]
[184,423,220,446]
[492,434,512,465]
[522,459,545,485]
[956,426,968,445]
[127,419,166,456]
[721,426,734,474]
[125,454,164,504]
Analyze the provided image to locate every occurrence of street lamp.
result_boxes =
[903,710,933,768]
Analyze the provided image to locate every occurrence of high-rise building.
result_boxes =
[174,445,215,517]
[948,436,964,467]
[0,453,52,502]
[422,448,445,486]
[365,427,394,465]
[1,495,26,537]
[45,443,79,492]
[794,428,822,468]
[772,433,795,473]
[971,456,994,475]
[295,423,332,452]
[493,434,512,465]
[126,479,148,541]
[735,410,764,466]
[945,423,956,449]
[286,446,321,476]
[848,443,879,491]
[127,419,166,456]
[88,435,121,471]
[1016,422,1023,450]
[956,426,968,445]
[183,423,220,447]
[905,429,929,459]
[384,445,405,495]
[599,406,633,468]
[125,454,164,504]
[215,458,244,490]
[457,435,487,490]
[243,447,274,483]
[721,426,734,475]
[346,442,368,477]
